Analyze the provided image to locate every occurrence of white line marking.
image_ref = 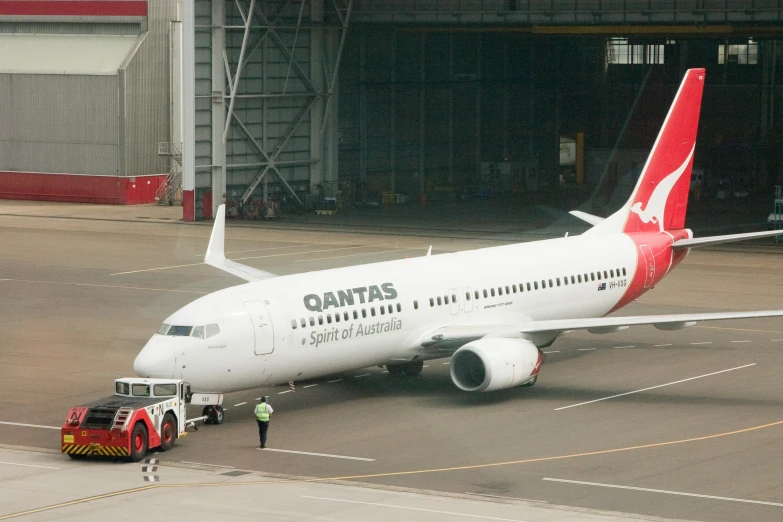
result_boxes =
[278,390,293,394]
[303,384,318,389]
[111,262,203,275]
[181,461,234,468]
[614,345,634,349]
[423,365,430,368]
[690,341,712,345]
[577,348,596,351]
[255,397,264,401]
[354,374,370,378]
[653,344,672,347]
[294,248,408,263]
[0,461,61,470]
[542,478,783,508]
[467,492,548,503]
[442,362,450,364]
[261,449,375,461]
[555,363,756,411]
[731,340,752,343]
[0,278,205,294]
[772,339,783,342]
[0,421,59,430]
[233,402,247,407]
[195,244,306,256]
[327,379,343,383]
[543,350,559,354]
[381,370,389,373]
[302,496,526,520]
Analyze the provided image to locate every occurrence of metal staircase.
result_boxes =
[156,142,183,206]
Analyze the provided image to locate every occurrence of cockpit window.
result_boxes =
[206,323,220,338]
[191,325,205,339]
[157,324,171,335]
[166,325,192,336]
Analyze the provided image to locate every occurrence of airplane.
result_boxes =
[134,68,783,424]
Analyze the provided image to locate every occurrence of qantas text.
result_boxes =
[304,283,397,312]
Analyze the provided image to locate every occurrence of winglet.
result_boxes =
[203,204,277,282]
[426,246,432,257]
[204,204,227,265]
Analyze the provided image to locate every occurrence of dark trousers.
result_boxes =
[257,420,269,446]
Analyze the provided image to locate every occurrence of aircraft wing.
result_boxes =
[204,205,277,282]
[420,310,783,348]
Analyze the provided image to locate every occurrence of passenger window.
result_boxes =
[505,285,510,294]
[371,308,376,317]
[380,306,385,315]
[563,277,568,286]
[309,317,315,326]
[534,281,538,290]
[291,320,297,330]
[191,326,205,339]
[429,298,434,307]
[334,313,340,323]
[577,274,582,283]
[353,310,359,319]
[622,267,627,276]
[451,294,456,304]
[541,280,546,289]
[483,289,488,298]
[549,279,554,287]
[396,303,401,312]
[362,309,367,318]
[590,273,595,281]
[597,272,602,280]
[512,284,517,293]
[497,287,503,296]
[465,292,471,301]
[475,290,479,299]
[604,271,608,279]
[437,296,442,306]
[414,300,419,310]
[443,295,448,304]
[571,276,575,284]
[610,269,615,278]
[300,318,306,328]
[491,288,496,297]
[327,314,332,324]
[344,312,349,321]
[388,304,393,313]
[526,282,531,291]
[206,323,221,338]
[318,316,324,325]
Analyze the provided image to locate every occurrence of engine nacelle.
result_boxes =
[450,338,543,392]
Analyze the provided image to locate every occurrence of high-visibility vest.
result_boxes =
[255,403,270,422]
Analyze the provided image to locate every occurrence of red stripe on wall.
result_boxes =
[0,171,165,205]
[0,1,147,17]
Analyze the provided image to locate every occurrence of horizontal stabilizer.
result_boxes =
[672,230,782,249]
[204,205,277,282]
[569,210,605,226]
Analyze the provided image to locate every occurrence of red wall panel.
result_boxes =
[0,171,166,205]
[0,1,147,17]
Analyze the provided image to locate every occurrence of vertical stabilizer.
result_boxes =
[588,68,705,235]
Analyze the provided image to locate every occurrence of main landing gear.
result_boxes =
[202,405,224,425]
[386,361,424,377]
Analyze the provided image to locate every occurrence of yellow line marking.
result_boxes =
[3,419,782,520]
[0,278,207,295]
[693,325,783,334]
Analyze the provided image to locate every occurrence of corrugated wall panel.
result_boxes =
[0,22,139,35]
[0,73,119,174]
[121,0,176,176]
[194,0,212,189]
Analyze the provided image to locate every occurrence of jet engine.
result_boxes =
[449,338,543,392]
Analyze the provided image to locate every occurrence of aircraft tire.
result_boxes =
[402,361,424,377]
[386,364,404,375]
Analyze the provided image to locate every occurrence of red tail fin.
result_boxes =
[622,68,705,233]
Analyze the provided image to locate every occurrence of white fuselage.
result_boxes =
[134,233,642,393]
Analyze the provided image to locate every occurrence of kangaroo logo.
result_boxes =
[630,146,694,232]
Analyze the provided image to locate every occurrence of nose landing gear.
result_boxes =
[202,405,225,425]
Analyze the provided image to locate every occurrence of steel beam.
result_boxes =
[212,0,226,215]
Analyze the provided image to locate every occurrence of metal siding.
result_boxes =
[0,22,140,35]
[121,0,176,176]
[0,74,119,174]
[194,0,212,185]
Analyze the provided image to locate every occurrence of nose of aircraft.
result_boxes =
[133,336,176,379]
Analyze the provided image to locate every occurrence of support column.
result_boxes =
[359,28,367,184]
[448,33,454,185]
[182,0,196,221]
[310,0,324,201]
[323,26,339,197]
[419,33,426,201]
[390,33,396,193]
[475,34,482,184]
[211,0,226,218]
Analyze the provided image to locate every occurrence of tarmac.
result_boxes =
[1,198,782,522]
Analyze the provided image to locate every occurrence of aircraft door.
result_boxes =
[639,244,656,288]
[448,288,459,315]
[243,300,275,355]
[462,286,474,313]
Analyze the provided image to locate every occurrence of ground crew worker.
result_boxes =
[254,397,273,448]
